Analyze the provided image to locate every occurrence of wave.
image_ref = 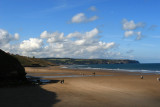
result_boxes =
[67,64,160,74]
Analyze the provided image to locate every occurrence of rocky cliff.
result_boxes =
[0,49,27,85]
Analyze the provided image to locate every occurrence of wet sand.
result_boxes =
[1,66,160,107]
[24,66,160,107]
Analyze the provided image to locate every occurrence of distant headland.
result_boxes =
[42,58,140,65]
[0,49,139,67]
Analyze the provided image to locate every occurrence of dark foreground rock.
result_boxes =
[0,49,27,86]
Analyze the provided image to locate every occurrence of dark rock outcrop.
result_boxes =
[0,49,27,84]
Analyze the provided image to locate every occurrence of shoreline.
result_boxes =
[25,65,160,81]
[63,64,160,74]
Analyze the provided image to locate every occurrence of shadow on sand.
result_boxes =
[0,80,61,107]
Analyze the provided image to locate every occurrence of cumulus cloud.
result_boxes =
[88,6,97,11]
[0,29,20,53]
[122,19,145,30]
[40,31,65,43]
[0,28,119,59]
[71,13,86,23]
[124,30,143,40]
[122,19,145,40]
[70,13,98,23]
[0,29,19,45]
[38,28,116,58]
[20,38,43,52]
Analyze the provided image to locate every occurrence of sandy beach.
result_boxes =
[1,66,160,107]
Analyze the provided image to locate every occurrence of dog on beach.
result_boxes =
[157,78,160,82]
[141,76,143,79]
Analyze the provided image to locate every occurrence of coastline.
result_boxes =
[23,66,160,107]
[65,64,160,74]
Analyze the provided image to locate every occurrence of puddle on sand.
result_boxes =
[26,73,113,85]
[26,75,113,79]
[27,72,70,75]
[26,76,60,85]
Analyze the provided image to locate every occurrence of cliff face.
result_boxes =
[0,49,26,82]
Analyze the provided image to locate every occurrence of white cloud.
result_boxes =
[20,38,43,52]
[88,16,98,22]
[124,30,143,40]
[74,39,85,45]
[122,19,145,30]
[67,28,99,39]
[40,31,48,38]
[84,28,99,39]
[0,28,121,59]
[67,32,82,39]
[70,13,98,23]
[124,30,134,37]
[14,33,19,40]
[38,28,116,58]
[99,42,115,49]
[122,19,145,40]
[0,29,20,53]
[135,31,143,40]
[88,6,97,11]
[71,13,86,23]
[40,31,65,43]
[0,29,19,45]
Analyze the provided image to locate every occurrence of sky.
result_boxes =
[0,0,160,63]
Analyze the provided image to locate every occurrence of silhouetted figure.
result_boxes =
[37,80,40,83]
[60,80,64,84]
[35,79,42,85]
[141,76,143,79]
[93,72,95,76]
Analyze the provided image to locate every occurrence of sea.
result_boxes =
[67,63,160,74]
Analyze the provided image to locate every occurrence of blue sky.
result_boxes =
[0,0,160,63]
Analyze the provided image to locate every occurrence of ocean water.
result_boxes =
[67,63,160,74]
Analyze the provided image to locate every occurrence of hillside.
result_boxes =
[11,54,55,67]
[42,58,140,65]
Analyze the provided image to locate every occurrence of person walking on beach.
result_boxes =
[93,72,95,76]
